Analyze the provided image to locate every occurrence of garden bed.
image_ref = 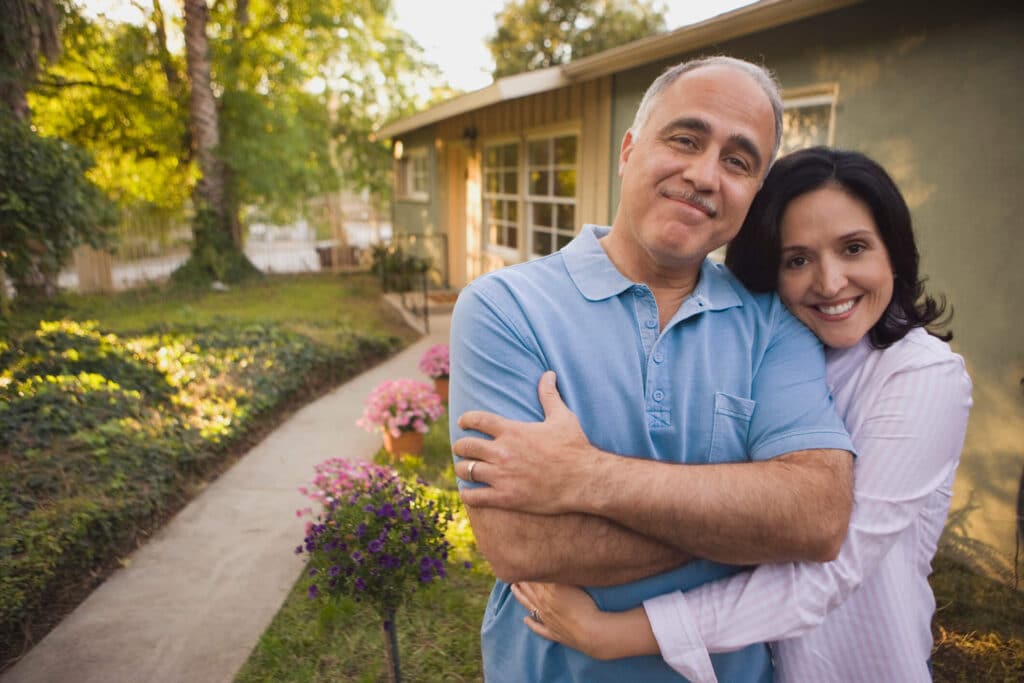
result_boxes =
[0,273,415,669]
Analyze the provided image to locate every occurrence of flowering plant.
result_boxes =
[296,458,456,680]
[417,343,449,379]
[357,378,443,437]
[296,458,454,612]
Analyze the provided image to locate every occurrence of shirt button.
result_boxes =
[654,353,664,364]
[645,319,657,329]
[653,390,665,401]
[633,288,643,297]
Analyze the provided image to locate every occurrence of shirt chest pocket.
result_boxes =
[708,392,756,463]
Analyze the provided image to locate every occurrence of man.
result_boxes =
[448,56,855,682]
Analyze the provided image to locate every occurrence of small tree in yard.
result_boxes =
[297,459,456,683]
[0,114,117,301]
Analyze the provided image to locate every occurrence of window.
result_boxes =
[397,147,429,201]
[527,135,577,257]
[780,85,838,157]
[482,132,579,259]
[483,142,519,250]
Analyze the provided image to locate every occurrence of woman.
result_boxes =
[510,147,972,682]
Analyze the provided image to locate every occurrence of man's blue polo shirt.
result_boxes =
[449,225,853,682]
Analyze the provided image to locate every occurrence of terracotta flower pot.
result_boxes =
[382,429,425,457]
[433,376,449,403]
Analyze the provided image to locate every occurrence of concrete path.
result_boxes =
[3,303,451,683]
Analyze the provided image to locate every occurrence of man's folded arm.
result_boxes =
[450,286,690,585]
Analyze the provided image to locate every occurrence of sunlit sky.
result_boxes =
[80,0,756,93]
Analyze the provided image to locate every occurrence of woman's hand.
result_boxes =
[511,582,659,660]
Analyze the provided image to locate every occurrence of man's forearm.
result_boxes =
[466,505,690,585]
[577,448,853,564]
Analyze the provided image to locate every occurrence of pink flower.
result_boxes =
[418,344,450,379]
[357,378,444,434]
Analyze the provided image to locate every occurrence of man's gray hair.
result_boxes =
[630,55,784,164]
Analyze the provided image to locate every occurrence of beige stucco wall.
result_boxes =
[612,0,1024,569]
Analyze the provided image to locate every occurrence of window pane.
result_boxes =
[509,144,521,166]
[485,146,500,166]
[554,170,576,197]
[530,170,550,196]
[507,200,517,222]
[507,226,518,249]
[556,233,573,251]
[781,104,832,156]
[485,172,499,193]
[532,202,553,227]
[532,230,552,256]
[554,136,577,164]
[557,204,575,231]
[503,171,517,194]
[528,140,549,165]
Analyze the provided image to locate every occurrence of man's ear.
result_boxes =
[618,129,636,176]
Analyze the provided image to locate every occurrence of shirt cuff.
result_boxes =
[644,592,718,683]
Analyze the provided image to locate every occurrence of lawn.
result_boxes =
[0,272,418,670]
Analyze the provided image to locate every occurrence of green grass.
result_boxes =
[3,272,419,348]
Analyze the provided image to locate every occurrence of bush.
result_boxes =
[0,113,118,299]
[0,318,399,655]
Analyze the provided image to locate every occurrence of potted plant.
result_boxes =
[417,343,450,401]
[297,459,454,683]
[357,378,444,457]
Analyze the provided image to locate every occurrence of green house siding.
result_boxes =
[612,0,1024,565]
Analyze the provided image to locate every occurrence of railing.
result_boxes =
[373,233,449,334]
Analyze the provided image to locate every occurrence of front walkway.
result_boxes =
[2,308,451,683]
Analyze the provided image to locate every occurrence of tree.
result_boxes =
[0,1,117,302]
[0,0,61,121]
[488,0,667,78]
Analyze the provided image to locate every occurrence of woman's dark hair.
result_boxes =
[725,146,951,348]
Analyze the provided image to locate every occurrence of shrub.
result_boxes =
[357,379,444,437]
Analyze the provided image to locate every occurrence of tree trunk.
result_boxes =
[183,0,226,221]
[180,0,257,282]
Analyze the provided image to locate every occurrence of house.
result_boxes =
[377,0,1024,572]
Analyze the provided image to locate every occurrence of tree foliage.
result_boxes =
[489,0,667,78]
[24,1,444,284]
[0,114,118,298]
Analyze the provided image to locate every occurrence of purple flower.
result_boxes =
[328,565,341,577]
[355,577,367,591]
[368,539,384,553]
[400,508,413,522]
[377,503,396,518]
[309,567,318,577]
[463,561,473,569]
[351,550,363,563]
[294,545,303,554]
[308,584,319,599]
[420,556,433,569]
[356,523,367,537]
[419,569,434,583]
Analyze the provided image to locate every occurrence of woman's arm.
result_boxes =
[644,353,972,678]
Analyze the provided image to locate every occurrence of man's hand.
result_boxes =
[454,371,600,514]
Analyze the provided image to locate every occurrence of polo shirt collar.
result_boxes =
[564,224,745,311]
[563,225,633,301]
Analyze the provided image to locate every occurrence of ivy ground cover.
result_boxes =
[0,273,416,667]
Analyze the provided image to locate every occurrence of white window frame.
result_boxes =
[397,146,430,202]
[779,83,839,157]
[481,138,521,262]
[481,127,579,263]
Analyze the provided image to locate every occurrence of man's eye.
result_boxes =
[672,136,697,148]
[786,256,808,268]
[725,157,751,173]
